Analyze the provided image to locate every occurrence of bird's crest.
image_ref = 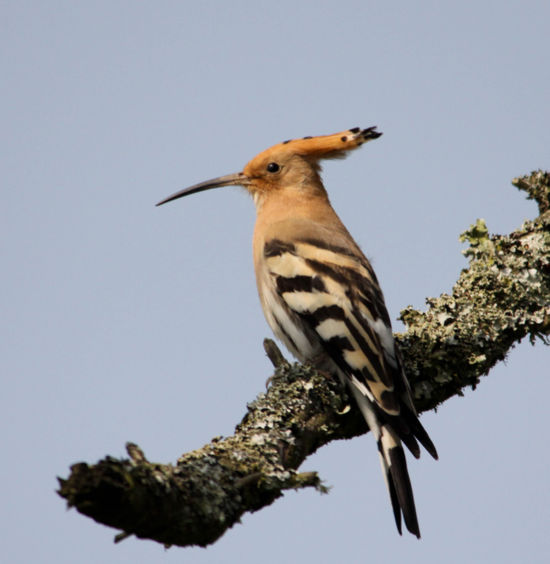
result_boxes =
[254,126,382,163]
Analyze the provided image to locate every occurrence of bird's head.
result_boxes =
[156,127,382,208]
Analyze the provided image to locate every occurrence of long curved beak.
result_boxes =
[156,172,248,206]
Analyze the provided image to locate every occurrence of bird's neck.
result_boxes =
[252,187,357,260]
[254,186,335,225]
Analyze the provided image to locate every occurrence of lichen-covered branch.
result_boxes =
[399,170,550,410]
[58,171,550,548]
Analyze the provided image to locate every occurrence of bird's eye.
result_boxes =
[266,162,280,173]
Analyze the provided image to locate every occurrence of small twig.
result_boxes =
[114,531,132,543]
[126,442,147,464]
[263,338,288,368]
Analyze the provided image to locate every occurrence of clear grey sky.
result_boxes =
[3,2,549,563]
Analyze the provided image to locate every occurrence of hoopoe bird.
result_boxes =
[157,127,438,538]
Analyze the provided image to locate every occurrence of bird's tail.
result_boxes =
[378,424,420,537]
[349,386,422,538]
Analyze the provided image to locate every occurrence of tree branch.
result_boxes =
[58,170,550,547]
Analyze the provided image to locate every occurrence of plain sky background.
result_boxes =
[2,2,549,563]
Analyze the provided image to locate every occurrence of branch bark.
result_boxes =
[58,170,550,547]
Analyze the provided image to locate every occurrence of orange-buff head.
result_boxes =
[156,127,382,208]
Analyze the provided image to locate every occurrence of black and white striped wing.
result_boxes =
[263,237,437,452]
[264,238,405,412]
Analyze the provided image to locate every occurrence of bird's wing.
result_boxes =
[263,233,437,458]
[264,236,404,413]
